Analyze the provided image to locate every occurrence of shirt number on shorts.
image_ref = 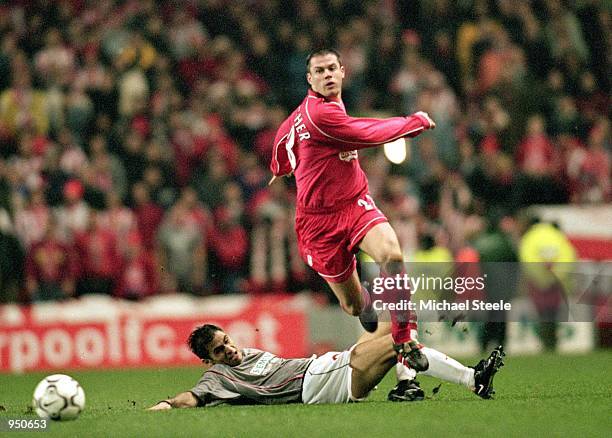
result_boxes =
[357,195,376,211]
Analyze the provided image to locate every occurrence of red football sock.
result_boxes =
[380,266,416,345]
[360,285,372,312]
[391,320,413,344]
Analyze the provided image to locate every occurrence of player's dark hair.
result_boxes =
[306,48,342,71]
[188,324,223,360]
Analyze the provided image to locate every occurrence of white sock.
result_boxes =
[420,347,475,388]
[396,362,417,381]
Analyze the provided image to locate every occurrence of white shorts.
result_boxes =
[301,346,367,404]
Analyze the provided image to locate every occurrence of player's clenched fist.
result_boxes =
[148,401,172,410]
[414,111,436,130]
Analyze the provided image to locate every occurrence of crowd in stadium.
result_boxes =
[0,0,609,303]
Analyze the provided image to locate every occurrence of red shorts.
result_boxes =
[295,194,388,283]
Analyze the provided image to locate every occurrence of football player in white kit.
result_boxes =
[148,324,504,409]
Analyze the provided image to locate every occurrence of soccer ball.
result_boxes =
[32,374,85,421]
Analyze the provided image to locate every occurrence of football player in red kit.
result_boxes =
[269,48,435,371]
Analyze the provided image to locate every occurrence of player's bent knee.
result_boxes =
[349,344,386,375]
[349,345,363,370]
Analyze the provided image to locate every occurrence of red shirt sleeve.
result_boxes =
[308,101,432,152]
[270,117,296,177]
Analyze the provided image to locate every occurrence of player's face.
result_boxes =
[207,331,243,366]
[307,53,345,98]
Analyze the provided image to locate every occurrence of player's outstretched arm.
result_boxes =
[148,391,199,410]
[311,103,436,151]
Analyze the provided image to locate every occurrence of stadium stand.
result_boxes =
[0,0,609,304]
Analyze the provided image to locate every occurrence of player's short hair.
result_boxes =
[188,324,223,360]
[306,48,342,71]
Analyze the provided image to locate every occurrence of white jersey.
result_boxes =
[190,348,313,406]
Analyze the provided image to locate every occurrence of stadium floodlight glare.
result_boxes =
[383,137,408,164]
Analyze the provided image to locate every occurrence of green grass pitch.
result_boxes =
[1,351,610,437]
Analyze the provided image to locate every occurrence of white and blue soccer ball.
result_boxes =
[32,374,85,421]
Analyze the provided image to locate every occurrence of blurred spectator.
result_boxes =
[335,19,368,109]
[576,0,610,93]
[390,48,425,118]
[516,114,557,174]
[414,232,453,264]
[99,191,136,256]
[567,118,611,203]
[576,71,608,124]
[142,140,177,207]
[34,28,75,88]
[120,131,147,188]
[207,205,248,294]
[41,143,70,206]
[191,149,230,209]
[7,131,46,197]
[0,208,24,303]
[25,216,77,302]
[207,181,248,293]
[115,231,159,300]
[519,219,577,350]
[286,33,313,108]
[439,171,478,252]
[169,110,224,187]
[411,230,454,303]
[0,56,48,137]
[542,0,589,65]
[379,174,420,257]
[157,187,209,294]
[253,106,287,164]
[74,210,122,296]
[420,71,460,166]
[73,47,114,110]
[14,187,50,250]
[248,180,305,293]
[55,179,90,242]
[65,83,94,145]
[475,95,510,154]
[57,128,88,177]
[476,24,515,94]
[228,97,268,150]
[365,28,400,110]
[236,151,267,200]
[87,134,128,200]
[514,114,567,206]
[142,164,174,208]
[471,212,519,352]
[550,93,586,137]
[167,9,208,62]
[0,32,17,92]
[131,182,164,250]
[116,32,155,117]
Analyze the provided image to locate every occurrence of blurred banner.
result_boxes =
[0,294,309,373]
[530,205,612,261]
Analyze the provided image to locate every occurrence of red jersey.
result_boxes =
[270,89,432,212]
[25,239,77,283]
[74,227,121,278]
[115,251,159,298]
